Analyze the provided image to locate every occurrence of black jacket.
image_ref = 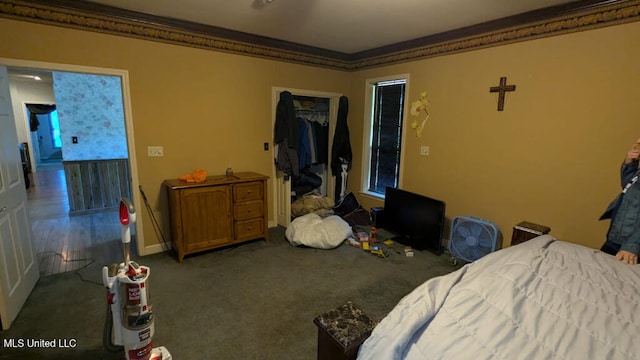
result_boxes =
[331,96,352,175]
[274,91,299,176]
[274,91,297,149]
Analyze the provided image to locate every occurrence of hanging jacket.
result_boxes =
[331,96,352,175]
[297,118,313,171]
[274,91,299,177]
[274,91,297,148]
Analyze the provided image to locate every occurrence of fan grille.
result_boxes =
[449,216,499,263]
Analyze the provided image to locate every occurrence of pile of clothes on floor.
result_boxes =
[286,192,372,249]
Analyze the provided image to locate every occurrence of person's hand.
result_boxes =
[615,250,638,265]
[624,141,640,164]
[624,149,640,164]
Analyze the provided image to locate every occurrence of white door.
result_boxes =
[271,88,340,227]
[0,65,39,330]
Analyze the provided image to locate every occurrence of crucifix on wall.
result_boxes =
[489,76,516,111]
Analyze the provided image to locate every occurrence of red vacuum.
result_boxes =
[102,198,172,360]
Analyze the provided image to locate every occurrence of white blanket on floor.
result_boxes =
[358,235,640,360]
[285,213,352,249]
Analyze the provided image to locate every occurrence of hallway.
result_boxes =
[27,164,133,276]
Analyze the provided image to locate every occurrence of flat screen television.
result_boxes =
[382,187,446,255]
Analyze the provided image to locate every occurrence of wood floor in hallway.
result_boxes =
[27,164,135,276]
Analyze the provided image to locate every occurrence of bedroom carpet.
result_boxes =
[0,226,460,360]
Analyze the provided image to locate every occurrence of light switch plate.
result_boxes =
[147,146,164,157]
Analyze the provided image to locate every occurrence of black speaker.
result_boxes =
[370,207,385,228]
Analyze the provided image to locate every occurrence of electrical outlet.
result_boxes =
[147,146,164,157]
[420,146,430,156]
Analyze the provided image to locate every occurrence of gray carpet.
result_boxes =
[0,226,460,359]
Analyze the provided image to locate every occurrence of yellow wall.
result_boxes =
[0,19,351,249]
[3,17,640,251]
[351,22,640,249]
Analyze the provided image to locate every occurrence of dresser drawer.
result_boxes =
[234,182,263,202]
[235,218,264,241]
[234,200,263,221]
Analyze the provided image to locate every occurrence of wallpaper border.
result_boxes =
[352,1,640,70]
[1,0,639,71]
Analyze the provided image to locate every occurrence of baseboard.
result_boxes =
[142,242,172,256]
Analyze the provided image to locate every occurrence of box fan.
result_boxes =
[449,216,501,265]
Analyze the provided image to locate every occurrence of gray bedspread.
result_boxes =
[358,235,640,359]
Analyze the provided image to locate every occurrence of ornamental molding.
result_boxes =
[353,1,640,70]
[1,0,639,71]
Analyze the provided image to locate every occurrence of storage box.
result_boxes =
[355,232,369,242]
[370,207,385,228]
[511,221,551,246]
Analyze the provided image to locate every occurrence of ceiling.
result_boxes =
[4,0,630,76]
[7,68,53,83]
[80,0,581,54]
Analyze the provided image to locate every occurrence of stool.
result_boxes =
[511,221,551,246]
[313,302,375,360]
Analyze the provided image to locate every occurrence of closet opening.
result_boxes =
[291,95,330,201]
[271,87,341,228]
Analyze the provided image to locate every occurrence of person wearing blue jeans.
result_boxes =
[599,137,640,265]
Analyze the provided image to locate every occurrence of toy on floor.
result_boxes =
[370,246,386,258]
[102,198,172,360]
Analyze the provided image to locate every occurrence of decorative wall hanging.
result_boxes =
[489,77,516,111]
[410,91,430,138]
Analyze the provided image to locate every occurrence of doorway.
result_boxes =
[2,58,146,270]
[27,107,62,168]
[26,164,133,275]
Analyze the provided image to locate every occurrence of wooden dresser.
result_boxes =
[164,172,269,262]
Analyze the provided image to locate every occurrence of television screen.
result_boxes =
[383,187,445,254]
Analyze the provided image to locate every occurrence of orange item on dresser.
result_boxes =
[179,168,207,183]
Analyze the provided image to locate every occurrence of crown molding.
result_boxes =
[1,0,639,71]
[352,0,640,69]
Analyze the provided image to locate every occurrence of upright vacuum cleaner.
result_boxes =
[103,198,172,360]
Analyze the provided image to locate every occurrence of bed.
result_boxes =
[357,235,640,359]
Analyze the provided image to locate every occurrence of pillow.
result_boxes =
[286,213,352,249]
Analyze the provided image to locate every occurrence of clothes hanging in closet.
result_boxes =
[297,118,313,170]
[313,121,328,165]
[295,115,329,167]
[273,91,299,177]
[294,118,323,189]
[331,96,352,202]
[331,96,352,175]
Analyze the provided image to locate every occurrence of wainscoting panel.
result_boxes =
[63,159,130,215]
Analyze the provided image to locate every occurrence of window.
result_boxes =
[49,110,62,148]
[363,76,407,196]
